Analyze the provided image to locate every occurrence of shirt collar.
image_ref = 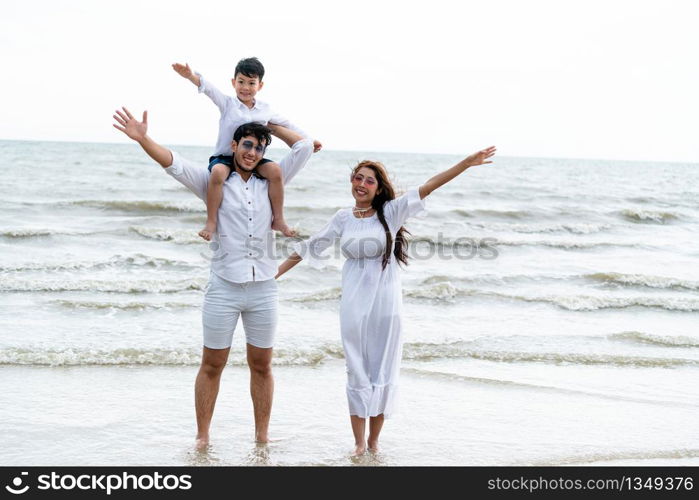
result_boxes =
[234,97,268,111]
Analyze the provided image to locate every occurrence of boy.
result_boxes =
[172,57,321,240]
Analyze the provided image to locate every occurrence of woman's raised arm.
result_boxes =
[418,146,496,199]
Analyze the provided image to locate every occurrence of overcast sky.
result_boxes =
[1,0,697,162]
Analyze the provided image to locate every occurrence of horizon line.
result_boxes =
[0,137,696,166]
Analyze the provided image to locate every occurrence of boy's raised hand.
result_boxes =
[313,140,323,153]
[172,62,193,79]
[113,107,148,142]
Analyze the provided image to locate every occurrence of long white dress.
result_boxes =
[295,188,426,418]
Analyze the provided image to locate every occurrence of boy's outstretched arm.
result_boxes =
[172,63,201,87]
[112,107,172,168]
[268,112,322,152]
[266,123,304,149]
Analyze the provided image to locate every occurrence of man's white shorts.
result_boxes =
[202,272,279,349]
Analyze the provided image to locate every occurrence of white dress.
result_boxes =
[295,188,426,418]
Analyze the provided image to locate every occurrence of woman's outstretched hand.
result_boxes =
[464,146,497,167]
[112,107,148,142]
[418,145,497,199]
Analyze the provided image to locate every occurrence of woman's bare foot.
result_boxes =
[195,435,209,451]
[271,218,296,237]
[199,222,216,241]
[353,442,367,456]
[367,440,379,454]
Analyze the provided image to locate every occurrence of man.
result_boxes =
[112,107,313,448]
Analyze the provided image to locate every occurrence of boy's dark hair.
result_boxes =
[234,57,265,81]
[232,122,272,148]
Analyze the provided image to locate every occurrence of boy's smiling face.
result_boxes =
[232,73,263,105]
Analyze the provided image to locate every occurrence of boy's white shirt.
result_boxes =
[164,138,314,283]
[197,72,309,156]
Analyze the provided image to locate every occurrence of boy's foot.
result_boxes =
[198,222,216,241]
[271,218,296,237]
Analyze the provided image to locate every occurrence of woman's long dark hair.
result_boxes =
[352,161,411,270]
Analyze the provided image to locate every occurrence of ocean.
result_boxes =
[1,139,698,466]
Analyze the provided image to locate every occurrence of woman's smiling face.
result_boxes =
[351,166,379,204]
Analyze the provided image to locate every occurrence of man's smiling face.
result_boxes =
[231,135,268,172]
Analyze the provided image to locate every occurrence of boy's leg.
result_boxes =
[256,161,296,237]
[200,163,231,241]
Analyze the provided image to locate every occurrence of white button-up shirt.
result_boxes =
[197,73,308,156]
[165,139,313,283]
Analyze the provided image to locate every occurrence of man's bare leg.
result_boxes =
[256,162,295,237]
[350,415,367,456]
[247,343,274,443]
[199,164,230,241]
[194,346,230,449]
[368,414,384,453]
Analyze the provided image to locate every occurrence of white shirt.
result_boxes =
[197,73,308,156]
[165,139,314,283]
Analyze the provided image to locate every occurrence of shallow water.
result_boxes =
[1,140,698,465]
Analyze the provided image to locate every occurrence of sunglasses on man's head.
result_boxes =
[239,140,266,156]
[351,174,377,186]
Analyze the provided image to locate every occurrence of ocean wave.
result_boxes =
[3,338,696,368]
[405,284,699,311]
[586,272,699,291]
[609,331,699,348]
[419,272,699,292]
[0,254,201,272]
[401,367,697,407]
[452,208,533,220]
[540,295,699,312]
[0,345,345,367]
[63,200,205,213]
[0,229,76,239]
[401,341,699,367]
[0,277,206,293]
[527,448,699,466]
[129,226,205,244]
[619,208,680,224]
[50,299,199,311]
[471,222,613,235]
[287,287,343,302]
[410,235,637,250]
[491,238,637,249]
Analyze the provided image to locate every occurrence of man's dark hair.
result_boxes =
[234,57,265,81]
[233,122,272,148]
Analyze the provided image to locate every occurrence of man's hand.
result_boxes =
[313,140,323,153]
[112,107,148,142]
[111,107,172,167]
[113,107,148,142]
[464,146,497,167]
[172,62,194,79]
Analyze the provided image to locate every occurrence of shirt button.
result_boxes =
[248,201,251,204]
[249,234,252,237]
[249,218,252,221]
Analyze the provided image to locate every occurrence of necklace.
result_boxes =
[352,206,373,218]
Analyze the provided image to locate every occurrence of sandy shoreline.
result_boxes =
[2,361,697,466]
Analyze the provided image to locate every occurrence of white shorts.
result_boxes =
[202,272,279,349]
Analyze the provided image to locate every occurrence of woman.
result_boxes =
[276,146,496,455]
